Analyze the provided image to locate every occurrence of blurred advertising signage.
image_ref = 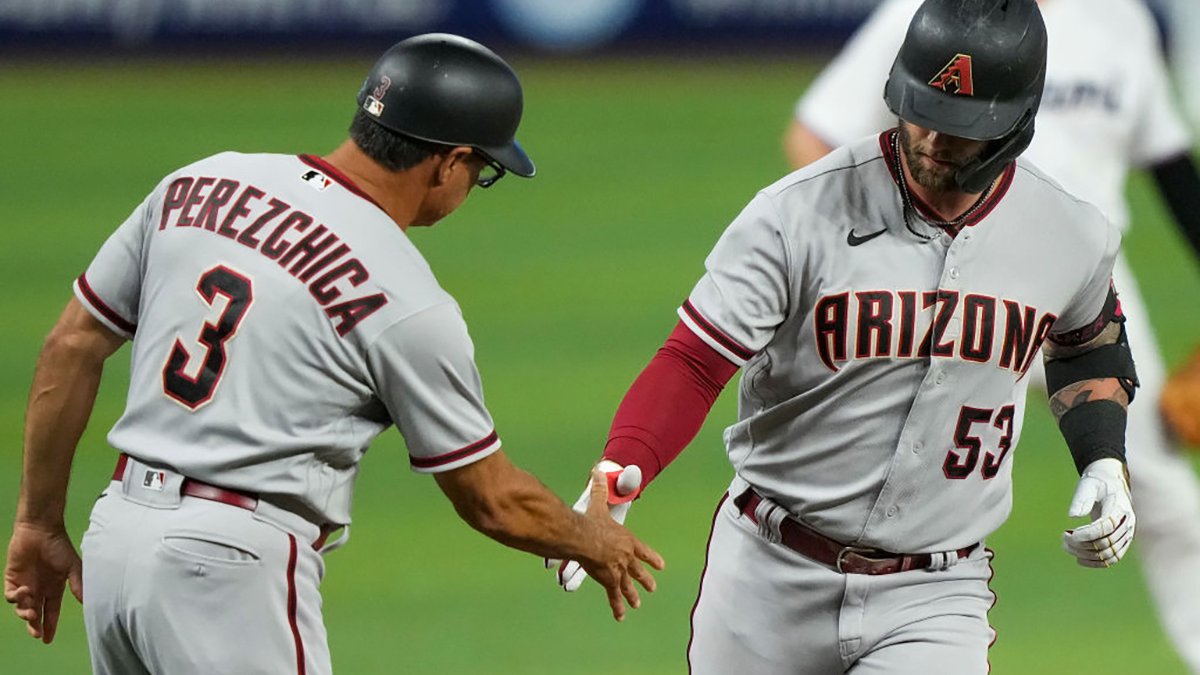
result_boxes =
[0,0,452,44]
[0,0,880,50]
[495,0,880,50]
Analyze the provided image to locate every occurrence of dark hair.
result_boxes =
[349,110,451,171]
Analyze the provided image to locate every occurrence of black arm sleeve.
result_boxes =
[1150,152,1200,264]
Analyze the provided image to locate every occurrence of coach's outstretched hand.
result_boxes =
[434,451,661,622]
[4,521,83,643]
[572,465,662,621]
[546,460,643,591]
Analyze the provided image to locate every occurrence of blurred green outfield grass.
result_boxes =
[1,55,1198,674]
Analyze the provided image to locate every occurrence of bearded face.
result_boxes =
[898,121,989,193]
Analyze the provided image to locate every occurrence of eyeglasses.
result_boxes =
[474,152,506,189]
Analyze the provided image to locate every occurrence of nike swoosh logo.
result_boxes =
[847,228,887,246]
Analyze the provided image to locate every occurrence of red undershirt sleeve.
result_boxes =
[603,320,741,486]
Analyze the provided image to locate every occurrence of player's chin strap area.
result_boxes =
[734,488,975,575]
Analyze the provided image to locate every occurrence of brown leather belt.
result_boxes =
[733,488,975,575]
[113,454,336,551]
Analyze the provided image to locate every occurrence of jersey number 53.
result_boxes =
[944,405,1016,480]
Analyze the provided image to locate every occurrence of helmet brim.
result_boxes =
[479,139,536,178]
[885,72,1033,142]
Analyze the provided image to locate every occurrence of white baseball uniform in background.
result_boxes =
[75,151,501,674]
[796,0,1200,670]
[1161,0,1200,127]
[687,132,1119,674]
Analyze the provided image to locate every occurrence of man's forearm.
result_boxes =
[604,321,737,485]
[17,302,123,526]
[1048,376,1130,470]
[1048,377,1129,422]
[460,469,606,561]
[1043,285,1138,474]
[434,452,609,564]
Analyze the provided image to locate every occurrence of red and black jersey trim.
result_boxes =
[878,130,1016,229]
[410,430,500,469]
[880,131,902,184]
[681,301,756,361]
[1049,283,1122,347]
[297,154,385,212]
[76,274,137,335]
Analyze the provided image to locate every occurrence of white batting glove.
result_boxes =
[1062,458,1135,568]
[545,460,642,592]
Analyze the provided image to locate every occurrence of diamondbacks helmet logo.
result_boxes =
[929,54,975,96]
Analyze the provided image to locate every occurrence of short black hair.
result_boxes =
[349,110,451,172]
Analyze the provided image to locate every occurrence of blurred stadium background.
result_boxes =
[2,0,1198,672]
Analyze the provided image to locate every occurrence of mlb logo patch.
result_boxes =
[301,169,332,192]
[143,470,166,491]
[363,96,386,117]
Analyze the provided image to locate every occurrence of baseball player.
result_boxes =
[550,1,1138,672]
[784,0,1200,669]
[3,33,663,674]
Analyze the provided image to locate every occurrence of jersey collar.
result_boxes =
[297,154,386,212]
[878,129,1016,230]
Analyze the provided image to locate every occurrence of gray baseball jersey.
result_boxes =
[74,151,500,526]
[679,131,1118,554]
[795,3,1200,668]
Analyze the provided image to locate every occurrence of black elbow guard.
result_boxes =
[1045,324,1139,402]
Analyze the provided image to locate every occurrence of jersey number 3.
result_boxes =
[162,265,254,410]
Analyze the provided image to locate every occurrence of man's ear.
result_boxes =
[434,147,475,186]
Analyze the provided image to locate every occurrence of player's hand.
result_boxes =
[1062,458,1135,568]
[4,521,83,643]
[545,460,642,591]
[570,465,663,621]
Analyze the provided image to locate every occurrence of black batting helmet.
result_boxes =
[884,0,1047,193]
[357,33,535,178]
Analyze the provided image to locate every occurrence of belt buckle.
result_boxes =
[835,545,878,573]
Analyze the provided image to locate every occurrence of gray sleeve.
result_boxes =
[1054,218,1122,333]
[365,302,500,473]
[73,189,157,339]
[679,192,792,365]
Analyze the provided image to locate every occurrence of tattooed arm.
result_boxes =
[1048,377,1129,421]
[1042,310,1138,475]
[1045,320,1131,423]
[1044,319,1138,568]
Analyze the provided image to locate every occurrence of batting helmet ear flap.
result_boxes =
[954,113,1035,193]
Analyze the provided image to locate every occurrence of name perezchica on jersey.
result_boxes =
[157,175,387,337]
[814,289,1058,374]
